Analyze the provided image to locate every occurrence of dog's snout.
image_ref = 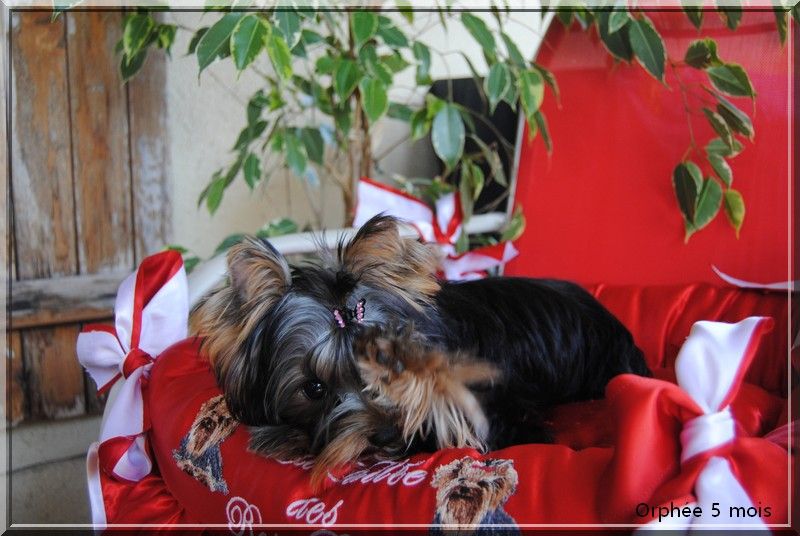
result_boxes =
[369,426,402,447]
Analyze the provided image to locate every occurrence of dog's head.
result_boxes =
[190,215,441,483]
[431,457,519,527]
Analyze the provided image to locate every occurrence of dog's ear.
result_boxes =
[228,237,291,307]
[339,215,440,308]
[190,237,290,381]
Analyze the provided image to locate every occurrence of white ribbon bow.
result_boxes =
[77,250,188,482]
[354,177,518,279]
[641,316,771,531]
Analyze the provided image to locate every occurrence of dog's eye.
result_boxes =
[302,380,327,400]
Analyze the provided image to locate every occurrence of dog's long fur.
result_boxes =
[190,215,650,486]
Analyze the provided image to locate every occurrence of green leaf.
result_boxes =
[431,104,465,170]
[197,13,243,73]
[485,63,511,114]
[243,153,261,189]
[376,17,409,48]
[333,59,360,99]
[215,233,246,255]
[702,107,734,149]
[360,78,388,124]
[461,13,496,55]
[300,127,324,164]
[708,153,732,187]
[120,48,148,83]
[301,29,324,45]
[707,63,755,98]
[693,178,722,231]
[706,137,744,158]
[156,25,177,54]
[247,90,267,125]
[684,38,720,69]
[381,52,411,73]
[233,120,268,151]
[574,9,593,30]
[230,15,268,72]
[500,207,525,241]
[774,7,788,45]
[470,134,507,187]
[123,13,155,58]
[715,94,754,140]
[266,33,293,79]
[557,11,573,28]
[723,188,745,237]
[462,161,485,201]
[534,111,552,153]
[718,5,742,30]
[410,108,431,140]
[257,217,299,238]
[608,10,631,33]
[206,174,227,214]
[387,102,413,122]
[274,9,301,49]
[352,11,379,48]
[596,11,633,62]
[534,63,560,101]
[792,3,800,25]
[681,3,703,29]
[187,27,209,55]
[673,161,702,224]
[316,55,335,75]
[628,15,666,82]
[501,32,526,67]
[518,69,545,125]
[413,42,432,85]
[284,131,307,175]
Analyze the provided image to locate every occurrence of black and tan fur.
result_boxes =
[190,215,650,488]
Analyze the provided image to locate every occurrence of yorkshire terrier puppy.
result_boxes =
[190,215,649,486]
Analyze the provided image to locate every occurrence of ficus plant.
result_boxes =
[62,2,798,254]
[111,4,540,248]
[548,3,797,242]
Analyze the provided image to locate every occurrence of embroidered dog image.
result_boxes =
[430,457,520,535]
[173,395,238,494]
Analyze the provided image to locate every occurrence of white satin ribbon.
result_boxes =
[354,178,517,279]
[711,265,797,291]
[641,317,769,530]
[77,251,188,483]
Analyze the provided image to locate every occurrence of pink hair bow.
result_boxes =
[77,250,188,482]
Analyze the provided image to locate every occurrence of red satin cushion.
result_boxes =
[98,283,790,525]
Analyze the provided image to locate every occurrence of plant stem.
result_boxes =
[670,61,698,155]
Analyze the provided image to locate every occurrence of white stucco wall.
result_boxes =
[164,10,548,258]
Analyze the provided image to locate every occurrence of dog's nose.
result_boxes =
[369,426,401,447]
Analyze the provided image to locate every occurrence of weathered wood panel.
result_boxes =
[7,331,26,426]
[10,10,77,280]
[128,28,171,261]
[21,325,85,420]
[11,11,85,423]
[66,11,134,274]
[10,272,124,329]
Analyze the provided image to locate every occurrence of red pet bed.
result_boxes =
[77,251,792,530]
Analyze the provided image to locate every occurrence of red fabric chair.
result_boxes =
[84,11,795,530]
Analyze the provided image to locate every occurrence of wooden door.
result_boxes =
[6,9,171,426]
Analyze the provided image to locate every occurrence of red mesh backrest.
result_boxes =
[505,12,794,286]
